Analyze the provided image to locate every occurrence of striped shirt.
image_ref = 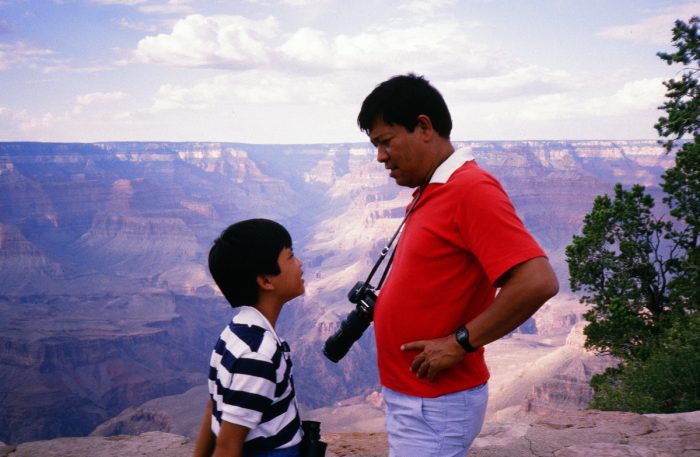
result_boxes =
[208,306,302,452]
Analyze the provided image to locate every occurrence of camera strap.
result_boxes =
[362,184,426,290]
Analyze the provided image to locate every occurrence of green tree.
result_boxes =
[566,184,675,360]
[656,17,700,312]
[589,312,700,413]
[566,16,700,413]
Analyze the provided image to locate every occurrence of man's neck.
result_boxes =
[423,141,454,185]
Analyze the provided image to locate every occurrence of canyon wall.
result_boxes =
[0,140,673,444]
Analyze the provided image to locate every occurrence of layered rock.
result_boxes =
[0,140,674,444]
[0,223,63,293]
[0,293,229,444]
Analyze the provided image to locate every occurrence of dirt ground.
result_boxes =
[323,432,389,457]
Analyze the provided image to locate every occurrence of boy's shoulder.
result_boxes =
[229,322,268,353]
[226,306,282,360]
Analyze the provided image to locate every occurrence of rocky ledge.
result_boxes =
[1,410,698,457]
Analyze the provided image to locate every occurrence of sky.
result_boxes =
[0,0,697,144]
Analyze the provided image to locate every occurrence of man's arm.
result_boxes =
[402,256,559,381]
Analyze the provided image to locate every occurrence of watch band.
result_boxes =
[455,326,477,353]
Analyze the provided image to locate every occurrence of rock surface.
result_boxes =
[0,432,192,457]
[470,410,700,457]
[2,410,698,457]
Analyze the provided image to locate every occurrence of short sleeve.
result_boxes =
[454,172,546,285]
[217,351,277,429]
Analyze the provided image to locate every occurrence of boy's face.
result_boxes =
[268,246,305,302]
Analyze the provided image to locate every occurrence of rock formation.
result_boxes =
[1,410,698,456]
[0,140,675,444]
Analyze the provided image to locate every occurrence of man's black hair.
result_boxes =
[208,218,292,308]
[357,73,452,138]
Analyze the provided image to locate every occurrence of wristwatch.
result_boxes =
[455,326,477,353]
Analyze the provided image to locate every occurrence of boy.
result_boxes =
[193,219,305,457]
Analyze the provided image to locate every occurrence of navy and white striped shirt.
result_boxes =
[208,306,302,452]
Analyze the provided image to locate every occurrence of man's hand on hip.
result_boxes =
[401,335,465,381]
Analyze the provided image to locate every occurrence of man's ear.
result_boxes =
[416,114,435,141]
[256,274,275,291]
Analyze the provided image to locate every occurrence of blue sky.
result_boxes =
[0,0,697,143]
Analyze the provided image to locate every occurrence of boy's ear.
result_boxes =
[256,274,275,291]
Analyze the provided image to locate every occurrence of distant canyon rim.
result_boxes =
[0,140,674,444]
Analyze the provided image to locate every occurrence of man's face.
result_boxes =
[268,246,305,302]
[369,117,430,188]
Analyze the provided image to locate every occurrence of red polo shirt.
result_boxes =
[374,148,546,398]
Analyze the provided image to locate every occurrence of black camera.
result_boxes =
[322,281,377,363]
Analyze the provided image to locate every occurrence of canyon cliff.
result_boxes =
[0,140,674,444]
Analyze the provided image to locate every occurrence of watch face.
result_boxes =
[456,327,474,352]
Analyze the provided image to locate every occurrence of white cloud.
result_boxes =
[72,91,127,115]
[88,0,192,14]
[278,27,331,67]
[88,0,148,5]
[149,71,347,113]
[399,0,457,15]
[76,91,126,105]
[519,77,666,121]
[0,106,55,134]
[132,14,278,68]
[278,21,504,78]
[129,14,502,78]
[138,0,193,15]
[586,78,666,115]
[42,62,112,74]
[442,65,576,101]
[280,0,328,5]
[597,2,700,45]
[114,17,157,32]
[151,82,215,111]
[0,42,53,71]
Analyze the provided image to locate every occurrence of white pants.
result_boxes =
[383,383,488,457]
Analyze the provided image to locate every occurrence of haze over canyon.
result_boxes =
[0,140,674,445]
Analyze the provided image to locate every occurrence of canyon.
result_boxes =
[0,140,675,445]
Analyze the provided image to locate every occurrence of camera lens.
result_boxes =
[323,282,377,363]
[323,306,373,362]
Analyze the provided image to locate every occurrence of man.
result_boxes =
[357,74,559,456]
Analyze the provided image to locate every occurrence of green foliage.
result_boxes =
[567,17,700,413]
[663,141,700,311]
[655,17,700,150]
[657,16,700,314]
[589,312,700,413]
[566,184,675,360]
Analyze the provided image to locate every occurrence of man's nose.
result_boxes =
[376,146,388,163]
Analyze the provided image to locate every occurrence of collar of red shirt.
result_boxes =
[429,146,476,184]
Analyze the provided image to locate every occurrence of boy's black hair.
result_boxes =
[208,218,292,308]
[357,73,452,138]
